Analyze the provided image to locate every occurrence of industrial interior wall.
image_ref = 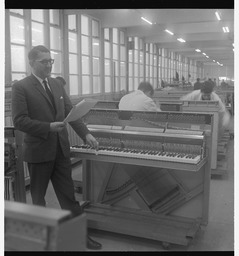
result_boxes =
[203,64,234,81]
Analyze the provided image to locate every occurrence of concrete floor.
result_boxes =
[26,138,234,251]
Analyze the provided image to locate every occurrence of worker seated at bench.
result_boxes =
[119,81,161,111]
[181,80,231,139]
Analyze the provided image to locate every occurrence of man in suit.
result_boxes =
[12,45,102,250]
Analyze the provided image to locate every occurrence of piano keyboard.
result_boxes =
[71,145,201,164]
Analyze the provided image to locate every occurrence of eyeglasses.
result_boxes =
[35,59,54,65]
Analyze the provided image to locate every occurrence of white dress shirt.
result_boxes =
[32,73,51,91]
[119,90,161,111]
[180,89,230,128]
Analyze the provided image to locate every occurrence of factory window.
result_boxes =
[145,43,150,83]
[49,10,62,78]
[92,20,99,37]
[69,54,78,74]
[158,48,162,86]
[31,9,45,46]
[68,15,76,31]
[161,48,165,82]
[113,28,118,44]
[80,15,101,95]
[128,37,141,91]
[31,22,44,46]
[128,38,134,91]
[81,15,89,35]
[10,16,25,45]
[69,32,77,53]
[9,11,27,81]
[82,76,90,94]
[80,15,91,94]
[82,56,90,74]
[67,14,101,96]
[82,35,89,55]
[139,39,144,82]
[11,45,26,81]
[104,28,110,40]
[6,9,64,84]
[104,28,126,93]
[50,9,60,26]
[119,30,126,91]
[104,29,111,92]
[152,45,157,87]
[146,43,157,87]
[92,21,100,94]
[31,9,44,22]
[10,9,23,15]
[68,15,79,96]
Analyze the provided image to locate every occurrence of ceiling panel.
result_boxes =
[66,9,234,67]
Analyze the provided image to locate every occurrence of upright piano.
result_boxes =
[71,109,213,248]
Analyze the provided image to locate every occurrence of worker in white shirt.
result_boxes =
[180,80,231,138]
[119,81,161,111]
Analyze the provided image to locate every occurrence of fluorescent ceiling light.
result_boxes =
[177,38,186,43]
[217,62,220,64]
[141,17,152,25]
[165,29,174,35]
[213,60,216,62]
[202,52,206,55]
[206,56,209,58]
[222,27,229,33]
[195,49,201,52]
[215,11,221,20]
[220,64,223,66]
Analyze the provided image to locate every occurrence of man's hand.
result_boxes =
[85,134,99,150]
[50,122,66,132]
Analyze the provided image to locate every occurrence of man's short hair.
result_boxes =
[28,45,50,61]
[138,81,154,96]
[201,81,214,94]
[56,76,66,86]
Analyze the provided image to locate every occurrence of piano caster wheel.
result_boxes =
[162,241,171,250]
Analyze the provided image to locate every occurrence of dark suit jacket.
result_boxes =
[12,74,89,163]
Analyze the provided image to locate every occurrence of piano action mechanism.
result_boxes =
[154,99,225,174]
[71,109,213,248]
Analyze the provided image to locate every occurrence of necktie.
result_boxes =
[42,80,56,111]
